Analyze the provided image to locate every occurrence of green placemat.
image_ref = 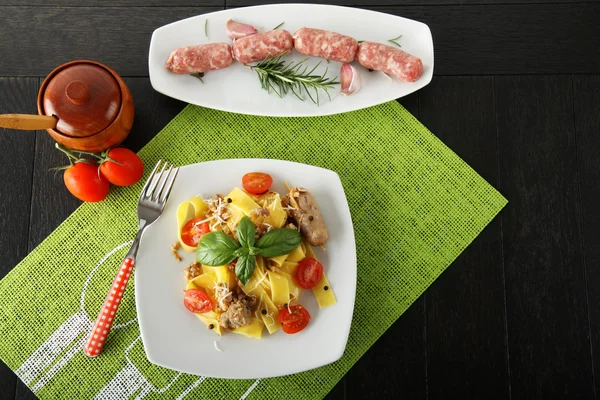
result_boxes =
[0,101,506,399]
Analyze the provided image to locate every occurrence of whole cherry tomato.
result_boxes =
[99,148,144,186]
[64,160,110,202]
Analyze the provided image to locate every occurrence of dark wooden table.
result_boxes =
[1,1,599,399]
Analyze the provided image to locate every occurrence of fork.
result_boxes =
[84,160,179,357]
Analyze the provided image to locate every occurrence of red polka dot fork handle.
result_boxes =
[84,256,135,357]
[82,160,180,357]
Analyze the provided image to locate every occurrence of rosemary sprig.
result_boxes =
[273,22,284,30]
[388,35,402,47]
[248,54,339,105]
[205,20,208,37]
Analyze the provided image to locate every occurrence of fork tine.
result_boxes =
[153,164,173,201]
[140,160,162,200]
[160,166,179,204]
[145,162,167,199]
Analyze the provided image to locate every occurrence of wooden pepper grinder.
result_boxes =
[0,60,134,152]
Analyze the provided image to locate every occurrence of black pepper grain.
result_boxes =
[283,303,288,308]
[226,198,232,203]
[208,324,214,330]
[308,215,314,221]
[261,309,267,315]
[324,286,329,291]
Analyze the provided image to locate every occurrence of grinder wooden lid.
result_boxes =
[41,62,122,138]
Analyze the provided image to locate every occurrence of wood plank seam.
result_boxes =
[16,78,42,400]
[229,1,600,6]
[0,4,227,8]
[572,74,598,400]
[493,75,513,400]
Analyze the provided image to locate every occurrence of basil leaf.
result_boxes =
[235,254,256,286]
[248,246,261,256]
[234,247,249,257]
[256,228,302,257]
[236,216,256,248]
[196,232,239,266]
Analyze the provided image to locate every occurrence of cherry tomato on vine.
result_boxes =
[64,160,110,202]
[99,147,144,186]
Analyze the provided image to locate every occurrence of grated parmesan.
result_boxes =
[251,273,269,292]
[213,341,223,352]
[289,289,299,304]
[262,222,273,232]
[214,283,232,311]
[205,196,231,231]
[265,312,275,326]
[193,216,217,225]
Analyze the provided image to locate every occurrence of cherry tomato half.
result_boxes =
[278,304,311,334]
[242,172,273,195]
[181,219,210,247]
[99,147,145,187]
[295,258,324,289]
[183,289,213,313]
[64,160,110,202]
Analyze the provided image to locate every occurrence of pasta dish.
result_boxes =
[174,172,335,338]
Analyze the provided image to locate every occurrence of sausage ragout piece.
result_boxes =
[284,187,329,247]
[218,287,258,330]
[171,241,182,262]
[251,207,270,217]
[203,195,234,234]
[184,261,203,281]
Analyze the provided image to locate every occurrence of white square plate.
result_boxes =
[135,159,357,378]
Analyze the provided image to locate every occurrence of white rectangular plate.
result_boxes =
[148,4,434,117]
[135,159,357,378]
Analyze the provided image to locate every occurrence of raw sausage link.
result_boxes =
[232,30,294,64]
[293,28,358,63]
[290,190,329,247]
[166,43,234,74]
[356,41,423,82]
